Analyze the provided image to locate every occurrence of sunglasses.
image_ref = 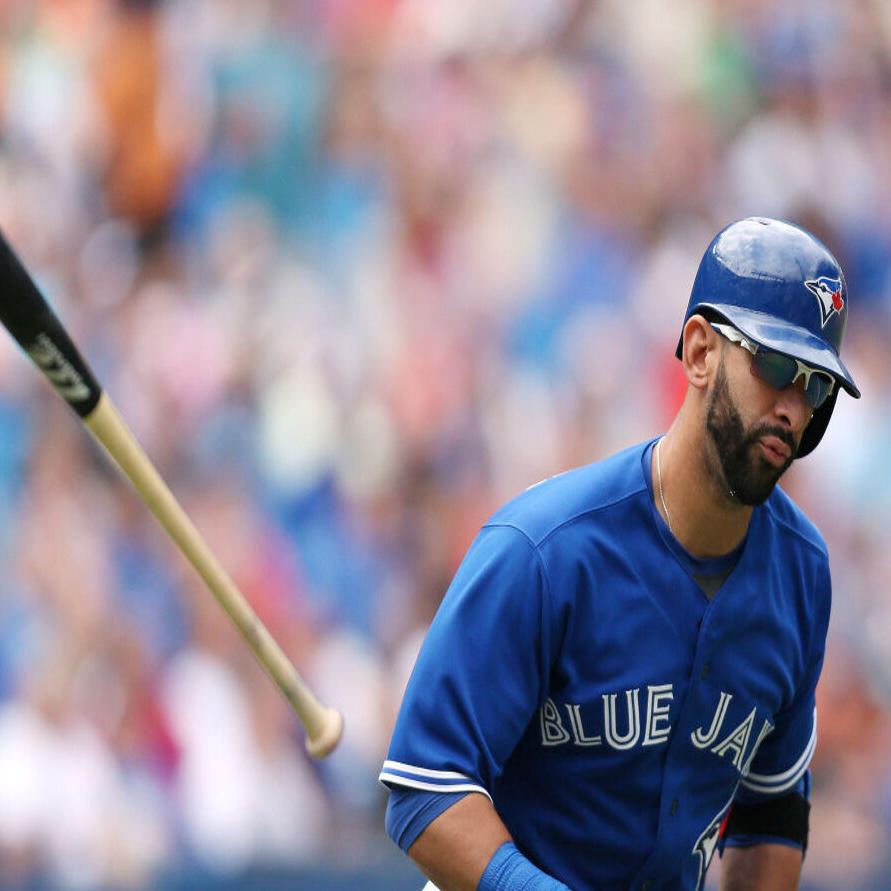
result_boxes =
[711,323,836,410]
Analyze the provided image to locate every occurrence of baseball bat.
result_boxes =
[0,231,343,758]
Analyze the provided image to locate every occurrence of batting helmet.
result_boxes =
[676,217,860,457]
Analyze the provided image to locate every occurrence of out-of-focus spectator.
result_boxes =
[0,1,890,889]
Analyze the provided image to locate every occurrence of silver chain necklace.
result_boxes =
[656,437,673,533]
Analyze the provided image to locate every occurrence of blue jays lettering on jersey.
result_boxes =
[379,439,831,891]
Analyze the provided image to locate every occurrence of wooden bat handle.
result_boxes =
[85,393,344,757]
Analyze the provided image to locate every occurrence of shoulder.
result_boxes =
[762,485,828,564]
[483,439,652,547]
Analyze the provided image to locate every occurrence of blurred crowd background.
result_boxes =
[0,0,889,889]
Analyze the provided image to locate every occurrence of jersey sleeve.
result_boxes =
[385,787,471,853]
[738,558,831,798]
[380,523,560,799]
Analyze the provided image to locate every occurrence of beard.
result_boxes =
[705,358,796,506]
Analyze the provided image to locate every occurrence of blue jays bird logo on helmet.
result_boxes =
[804,276,844,328]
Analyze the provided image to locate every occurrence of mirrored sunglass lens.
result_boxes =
[805,374,834,410]
[752,352,798,389]
[752,353,833,408]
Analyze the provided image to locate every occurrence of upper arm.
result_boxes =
[408,793,511,891]
[739,558,830,799]
[723,556,829,867]
[381,524,560,798]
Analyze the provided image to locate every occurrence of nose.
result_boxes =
[773,377,813,432]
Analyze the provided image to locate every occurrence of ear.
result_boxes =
[681,314,719,390]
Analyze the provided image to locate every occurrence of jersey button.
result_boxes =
[670,798,679,816]
[641,880,653,891]
[701,662,711,679]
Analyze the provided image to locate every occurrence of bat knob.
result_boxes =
[305,707,345,759]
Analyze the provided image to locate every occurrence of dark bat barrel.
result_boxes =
[0,232,102,417]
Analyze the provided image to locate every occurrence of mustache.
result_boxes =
[746,424,796,457]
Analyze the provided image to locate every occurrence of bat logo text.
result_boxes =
[26,332,91,403]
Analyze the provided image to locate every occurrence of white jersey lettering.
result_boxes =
[540,697,571,745]
[642,683,674,746]
[603,688,641,750]
[566,703,602,746]
[711,706,756,769]
[691,691,733,749]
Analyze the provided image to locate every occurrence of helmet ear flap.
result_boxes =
[797,385,839,457]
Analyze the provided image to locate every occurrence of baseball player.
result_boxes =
[379,218,860,890]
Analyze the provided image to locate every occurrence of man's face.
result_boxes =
[705,350,802,506]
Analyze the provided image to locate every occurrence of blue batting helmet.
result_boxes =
[676,217,860,457]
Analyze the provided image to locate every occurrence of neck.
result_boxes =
[654,419,753,558]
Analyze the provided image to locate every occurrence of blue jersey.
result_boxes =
[380,439,831,890]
